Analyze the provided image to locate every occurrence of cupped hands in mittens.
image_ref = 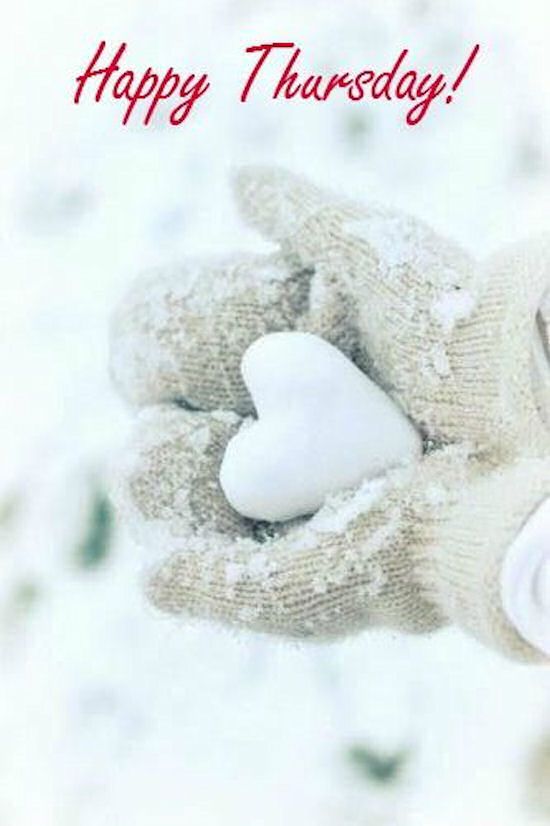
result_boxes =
[110,166,550,662]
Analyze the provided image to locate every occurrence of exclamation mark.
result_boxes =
[446,44,480,105]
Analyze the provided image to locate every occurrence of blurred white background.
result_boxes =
[1,1,550,824]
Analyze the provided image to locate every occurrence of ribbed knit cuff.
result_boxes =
[416,457,550,663]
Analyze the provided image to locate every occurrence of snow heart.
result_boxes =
[220,332,422,522]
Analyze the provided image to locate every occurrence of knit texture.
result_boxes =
[110,166,550,662]
[111,252,360,414]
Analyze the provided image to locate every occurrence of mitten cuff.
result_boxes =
[416,457,550,663]
[445,234,550,458]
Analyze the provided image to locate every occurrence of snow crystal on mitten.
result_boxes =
[233,168,550,458]
[110,251,361,415]
[113,404,255,549]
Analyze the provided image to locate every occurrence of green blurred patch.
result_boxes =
[0,492,20,529]
[345,743,410,786]
[3,579,41,626]
[345,112,373,148]
[526,734,550,816]
[12,580,40,608]
[516,137,545,180]
[76,491,114,569]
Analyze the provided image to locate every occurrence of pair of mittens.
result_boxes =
[110,166,550,662]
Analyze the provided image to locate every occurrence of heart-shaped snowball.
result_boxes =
[219,332,421,522]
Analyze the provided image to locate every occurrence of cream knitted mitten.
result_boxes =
[110,167,550,663]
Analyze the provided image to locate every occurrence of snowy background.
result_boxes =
[2,0,550,823]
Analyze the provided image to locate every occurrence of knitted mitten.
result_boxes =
[110,167,550,662]
[233,168,550,459]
